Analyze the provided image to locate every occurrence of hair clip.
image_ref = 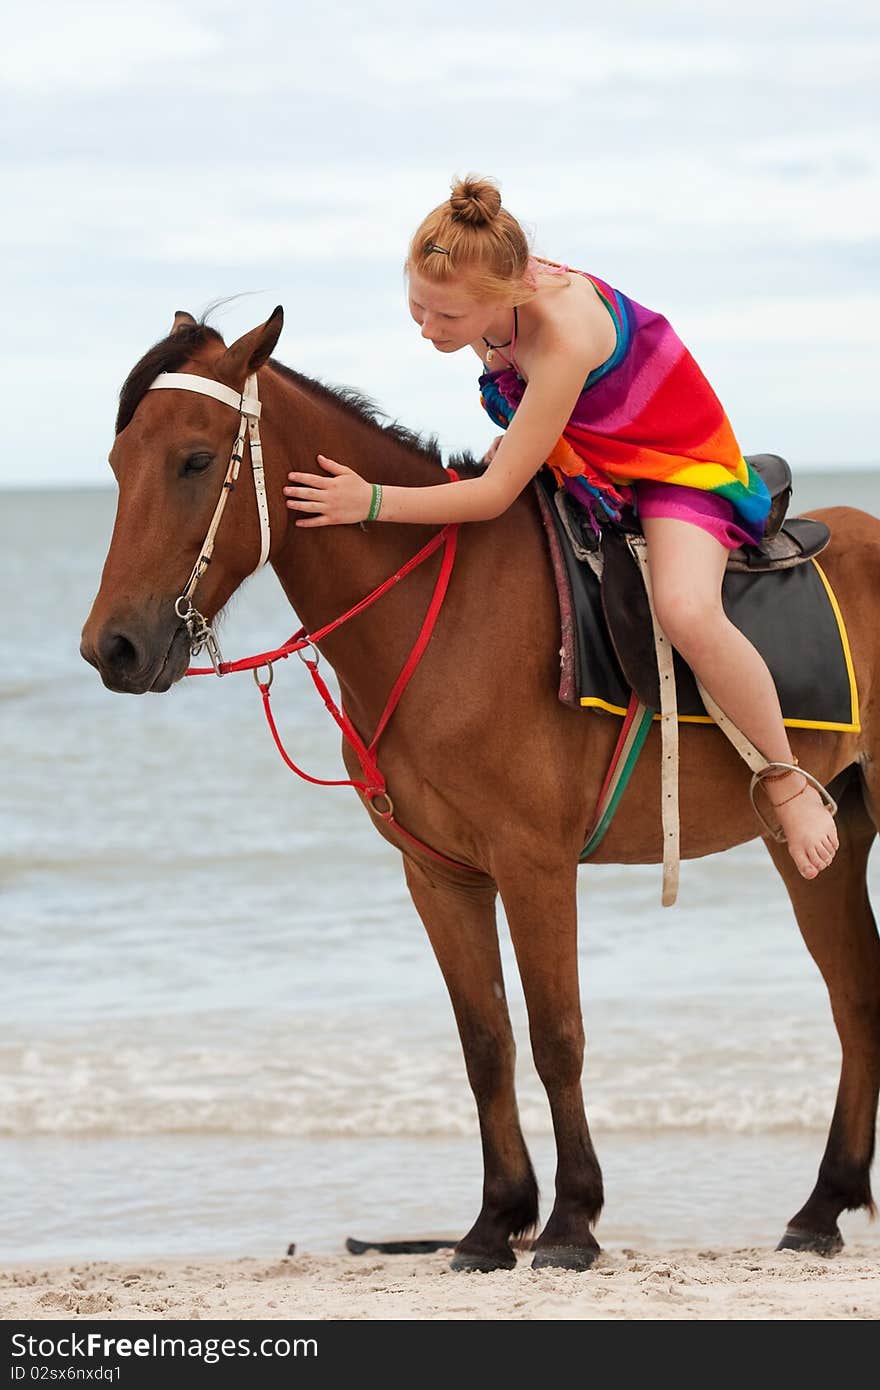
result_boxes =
[424,242,450,255]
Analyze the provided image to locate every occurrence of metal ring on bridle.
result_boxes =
[367,790,394,818]
[297,642,320,667]
[174,595,193,620]
[253,662,274,690]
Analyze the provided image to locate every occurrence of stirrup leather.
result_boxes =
[749,762,839,843]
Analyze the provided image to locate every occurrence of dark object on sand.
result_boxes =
[285,1243,296,1256]
[346,1237,456,1255]
[346,1236,534,1255]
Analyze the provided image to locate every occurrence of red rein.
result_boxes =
[186,515,481,875]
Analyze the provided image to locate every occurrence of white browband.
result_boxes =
[149,371,262,419]
[146,368,271,673]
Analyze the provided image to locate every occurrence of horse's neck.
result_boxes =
[262,366,453,702]
[264,363,445,488]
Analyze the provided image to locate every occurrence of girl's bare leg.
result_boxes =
[641,515,838,879]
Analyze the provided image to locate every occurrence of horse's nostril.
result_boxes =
[99,630,142,675]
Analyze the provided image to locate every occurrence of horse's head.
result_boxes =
[81,308,284,693]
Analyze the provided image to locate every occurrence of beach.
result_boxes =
[3,1245,879,1321]
[3,476,879,1321]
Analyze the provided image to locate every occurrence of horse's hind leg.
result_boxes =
[403,856,539,1272]
[495,851,603,1271]
[766,770,880,1254]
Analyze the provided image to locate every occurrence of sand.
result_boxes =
[2,1245,879,1321]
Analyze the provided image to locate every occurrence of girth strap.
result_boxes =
[580,694,654,860]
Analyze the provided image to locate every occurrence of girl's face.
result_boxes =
[407,269,510,354]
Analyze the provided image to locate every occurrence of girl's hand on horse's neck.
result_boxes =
[284,268,611,528]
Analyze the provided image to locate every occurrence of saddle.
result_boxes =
[533,457,856,907]
[535,455,840,716]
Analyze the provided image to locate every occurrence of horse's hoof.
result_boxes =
[776,1225,844,1257]
[531,1244,600,1272]
[450,1248,517,1273]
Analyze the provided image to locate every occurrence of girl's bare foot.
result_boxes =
[765,771,839,879]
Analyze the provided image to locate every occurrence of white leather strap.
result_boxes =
[693,679,768,772]
[149,371,261,418]
[628,537,680,907]
[247,403,271,569]
[179,413,249,601]
[625,539,837,875]
[148,370,270,586]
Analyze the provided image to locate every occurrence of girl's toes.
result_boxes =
[821,835,837,861]
[796,854,818,879]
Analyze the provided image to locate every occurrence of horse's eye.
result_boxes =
[182,453,214,476]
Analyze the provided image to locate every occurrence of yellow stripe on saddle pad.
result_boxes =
[579,556,858,732]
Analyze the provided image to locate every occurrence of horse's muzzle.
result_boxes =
[80,611,191,694]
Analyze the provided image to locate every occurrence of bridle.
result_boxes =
[142,364,481,877]
[147,370,270,673]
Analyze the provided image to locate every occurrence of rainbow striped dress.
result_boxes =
[478,262,772,546]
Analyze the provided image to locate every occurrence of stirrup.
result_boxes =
[749,762,839,843]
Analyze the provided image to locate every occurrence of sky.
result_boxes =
[2,0,878,487]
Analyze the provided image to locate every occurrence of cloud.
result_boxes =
[3,132,876,282]
[679,295,880,346]
[4,4,877,105]
[0,2,219,93]
[2,0,877,484]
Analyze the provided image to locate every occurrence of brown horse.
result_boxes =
[81,308,880,1271]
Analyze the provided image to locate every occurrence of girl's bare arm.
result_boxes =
[284,327,602,527]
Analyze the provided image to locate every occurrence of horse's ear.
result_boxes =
[216,307,284,387]
[170,310,198,336]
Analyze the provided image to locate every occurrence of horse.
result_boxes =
[80,307,880,1271]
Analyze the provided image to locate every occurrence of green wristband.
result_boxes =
[367,482,383,522]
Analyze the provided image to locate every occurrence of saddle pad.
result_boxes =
[533,476,859,732]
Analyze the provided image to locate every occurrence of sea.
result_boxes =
[2,471,880,1263]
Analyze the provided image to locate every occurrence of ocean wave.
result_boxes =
[0,1040,840,1138]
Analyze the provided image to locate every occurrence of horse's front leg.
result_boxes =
[403,855,539,1272]
[495,849,603,1271]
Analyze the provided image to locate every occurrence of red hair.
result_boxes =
[405,174,541,305]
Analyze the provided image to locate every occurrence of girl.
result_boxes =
[283,175,838,880]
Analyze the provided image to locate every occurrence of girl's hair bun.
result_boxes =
[407,172,538,305]
[449,175,502,227]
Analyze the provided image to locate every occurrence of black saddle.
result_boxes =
[727,454,829,572]
[533,459,856,729]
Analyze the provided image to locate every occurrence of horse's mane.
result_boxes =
[115,323,225,434]
[268,358,481,475]
[115,322,483,476]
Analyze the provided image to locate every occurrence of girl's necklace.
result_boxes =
[482,308,517,366]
